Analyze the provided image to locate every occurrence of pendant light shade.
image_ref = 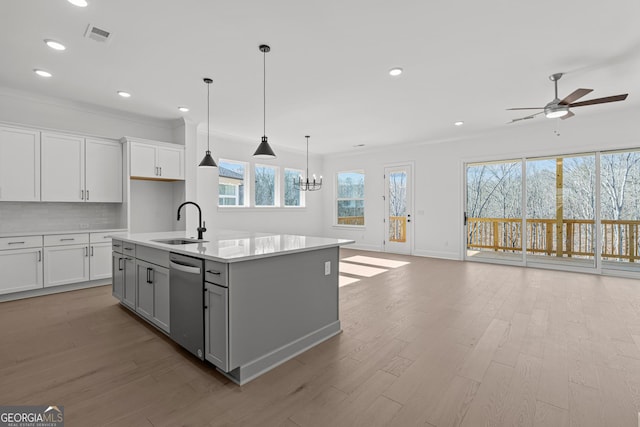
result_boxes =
[199,77,217,168]
[253,44,276,159]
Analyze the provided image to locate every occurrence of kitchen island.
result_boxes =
[110,230,353,385]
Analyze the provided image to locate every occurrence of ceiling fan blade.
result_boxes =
[560,111,575,120]
[569,94,628,108]
[507,111,544,124]
[559,88,593,105]
[506,107,544,110]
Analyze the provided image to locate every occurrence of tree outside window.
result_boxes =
[255,164,278,206]
[284,168,304,207]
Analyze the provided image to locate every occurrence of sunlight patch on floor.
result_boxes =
[339,262,388,277]
[342,255,410,269]
[339,275,360,287]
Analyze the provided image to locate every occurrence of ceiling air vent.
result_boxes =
[84,24,112,43]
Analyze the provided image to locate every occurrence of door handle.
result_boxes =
[86,190,90,201]
[146,267,152,284]
[84,246,89,257]
[464,211,468,226]
[118,257,123,271]
[169,260,201,274]
[206,270,221,275]
[91,246,94,256]
[81,189,84,200]
[37,250,41,262]
[407,214,411,223]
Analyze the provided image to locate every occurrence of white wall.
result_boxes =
[191,129,326,237]
[322,108,640,259]
[0,87,179,142]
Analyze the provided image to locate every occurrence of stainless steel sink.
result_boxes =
[152,238,207,245]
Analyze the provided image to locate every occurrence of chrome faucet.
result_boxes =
[177,201,206,240]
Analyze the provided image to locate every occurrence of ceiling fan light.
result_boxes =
[545,108,569,119]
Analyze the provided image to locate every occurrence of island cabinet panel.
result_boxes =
[112,252,124,300]
[205,260,227,286]
[122,257,136,309]
[205,282,229,371]
[227,247,339,370]
[135,259,170,333]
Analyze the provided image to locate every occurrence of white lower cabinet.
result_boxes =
[44,244,90,287]
[135,260,170,333]
[205,282,229,371]
[90,242,112,280]
[0,247,43,294]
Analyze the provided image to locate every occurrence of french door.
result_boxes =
[384,164,413,254]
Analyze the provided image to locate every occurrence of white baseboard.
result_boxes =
[412,249,461,260]
[342,243,382,252]
[0,279,111,302]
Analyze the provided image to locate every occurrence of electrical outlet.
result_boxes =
[324,261,331,276]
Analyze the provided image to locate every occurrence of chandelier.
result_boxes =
[294,136,322,191]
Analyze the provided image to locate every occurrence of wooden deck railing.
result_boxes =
[389,216,406,242]
[337,216,365,225]
[467,217,640,261]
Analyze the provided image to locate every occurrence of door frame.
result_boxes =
[383,162,414,255]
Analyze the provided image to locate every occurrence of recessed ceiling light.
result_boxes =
[178,106,189,112]
[67,0,88,7]
[117,91,131,98]
[44,40,66,51]
[454,121,464,126]
[34,69,52,78]
[353,144,366,147]
[389,68,403,77]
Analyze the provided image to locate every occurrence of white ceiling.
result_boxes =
[1,0,639,154]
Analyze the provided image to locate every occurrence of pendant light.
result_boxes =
[199,77,217,168]
[253,44,277,158]
[294,136,322,191]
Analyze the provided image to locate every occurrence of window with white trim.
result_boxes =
[218,159,248,207]
[336,171,365,225]
[255,164,279,207]
[284,168,305,207]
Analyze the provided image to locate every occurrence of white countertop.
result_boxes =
[111,230,354,263]
[0,228,127,238]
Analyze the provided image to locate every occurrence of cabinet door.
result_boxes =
[130,143,157,178]
[152,265,170,333]
[157,146,183,180]
[41,133,85,201]
[0,248,43,294]
[85,138,122,202]
[122,257,136,309]
[205,283,229,371]
[44,244,90,287]
[112,252,124,300]
[135,260,155,320]
[0,127,40,201]
[90,243,112,280]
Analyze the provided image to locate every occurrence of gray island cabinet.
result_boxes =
[110,230,353,385]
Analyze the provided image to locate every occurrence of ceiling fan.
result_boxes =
[507,72,628,123]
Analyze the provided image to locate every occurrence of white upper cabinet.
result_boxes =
[42,132,123,203]
[85,138,122,202]
[41,132,85,202]
[0,126,41,201]
[128,139,184,180]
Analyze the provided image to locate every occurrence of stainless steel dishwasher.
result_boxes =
[169,252,205,359]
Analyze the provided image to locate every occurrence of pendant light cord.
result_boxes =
[306,136,309,180]
[207,81,210,151]
[263,49,266,136]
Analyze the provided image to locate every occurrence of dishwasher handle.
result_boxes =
[170,260,202,275]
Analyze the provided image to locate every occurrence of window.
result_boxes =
[336,171,365,225]
[284,168,305,207]
[255,164,278,207]
[218,159,247,207]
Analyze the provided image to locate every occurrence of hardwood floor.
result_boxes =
[2,248,640,426]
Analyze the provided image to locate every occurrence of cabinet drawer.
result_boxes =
[121,242,136,256]
[90,232,114,243]
[136,245,169,268]
[112,239,124,254]
[0,235,43,250]
[205,260,228,286]
[44,233,89,246]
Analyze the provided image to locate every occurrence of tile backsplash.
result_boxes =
[0,202,125,233]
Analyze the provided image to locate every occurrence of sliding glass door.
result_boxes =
[526,154,596,268]
[601,150,640,272]
[465,160,523,263]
